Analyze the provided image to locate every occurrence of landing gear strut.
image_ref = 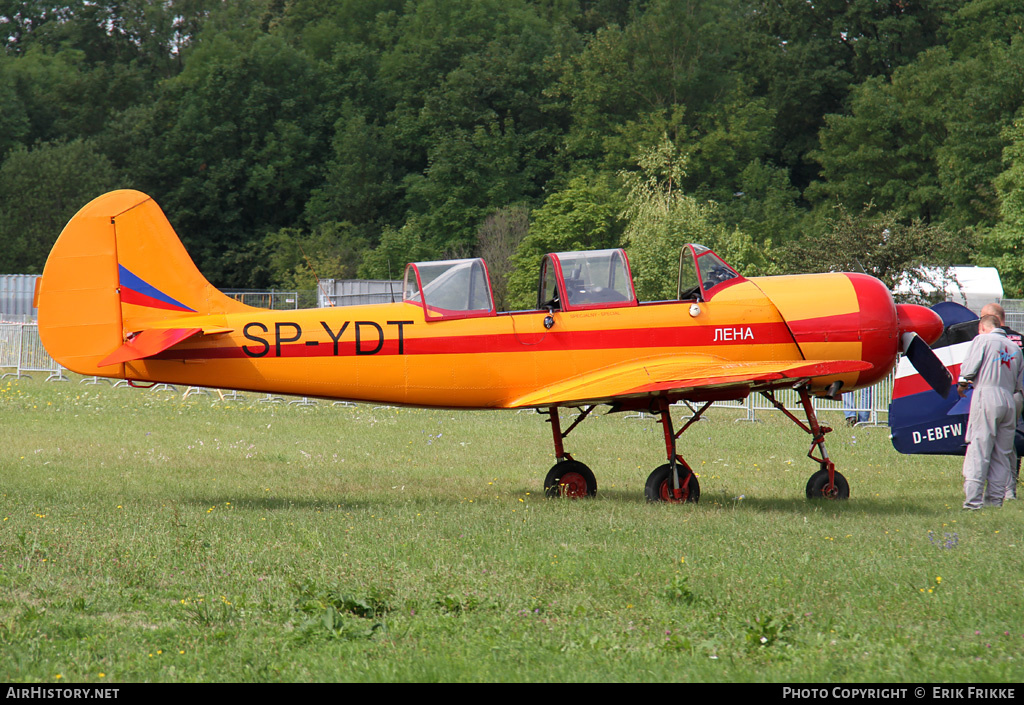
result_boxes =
[761,384,850,500]
[644,398,705,503]
[543,406,598,498]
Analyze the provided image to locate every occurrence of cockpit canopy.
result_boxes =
[677,244,743,302]
[403,258,496,320]
[401,245,741,321]
[537,248,637,311]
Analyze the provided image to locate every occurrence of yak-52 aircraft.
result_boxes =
[37,190,950,503]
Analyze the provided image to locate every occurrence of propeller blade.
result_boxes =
[902,332,953,398]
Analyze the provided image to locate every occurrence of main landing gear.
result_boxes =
[541,400,703,503]
[643,397,704,503]
[761,385,850,500]
[540,383,850,503]
[543,405,599,498]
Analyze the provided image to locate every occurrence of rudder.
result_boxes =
[38,190,253,376]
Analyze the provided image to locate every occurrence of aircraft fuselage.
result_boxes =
[121,274,899,408]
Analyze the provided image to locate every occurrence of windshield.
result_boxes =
[678,244,741,301]
[696,251,739,295]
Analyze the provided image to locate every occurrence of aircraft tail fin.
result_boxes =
[37,190,254,377]
[889,302,973,455]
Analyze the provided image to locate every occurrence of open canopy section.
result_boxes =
[678,244,744,302]
[537,248,638,311]
[403,258,496,320]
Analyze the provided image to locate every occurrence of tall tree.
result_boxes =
[620,138,744,301]
[0,54,29,159]
[121,33,331,286]
[743,0,953,189]
[809,30,1024,230]
[475,205,529,311]
[380,0,575,253]
[0,139,117,273]
[357,220,433,280]
[555,0,746,172]
[782,205,973,294]
[506,173,623,310]
[807,55,949,222]
[977,116,1024,298]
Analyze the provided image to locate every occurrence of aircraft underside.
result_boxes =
[542,384,850,503]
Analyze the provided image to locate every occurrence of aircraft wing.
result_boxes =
[505,355,872,408]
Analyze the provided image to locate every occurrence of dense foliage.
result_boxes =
[3,0,1023,297]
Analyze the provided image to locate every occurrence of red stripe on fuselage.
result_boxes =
[151,320,795,360]
[786,312,862,342]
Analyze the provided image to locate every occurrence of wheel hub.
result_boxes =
[557,472,589,498]
[659,479,690,503]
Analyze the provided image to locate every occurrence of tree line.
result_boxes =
[2,0,1022,305]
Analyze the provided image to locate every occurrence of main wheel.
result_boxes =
[544,460,597,498]
[644,463,700,504]
[805,466,850,499]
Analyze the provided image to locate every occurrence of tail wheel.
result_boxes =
[645,463,700,504]
[805,467,850,499]
[544,460,597,498]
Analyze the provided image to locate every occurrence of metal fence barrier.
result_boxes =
[623,374,892,425]
[0,323,22,369]
[222,290,303,309]
[1,323,66,380]
[19,324,67,380]
[746,371,892,426]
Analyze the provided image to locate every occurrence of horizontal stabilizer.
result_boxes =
[98,328,202,367]
[947,392,972,416]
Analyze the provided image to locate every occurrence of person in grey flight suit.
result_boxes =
[957,314,1024,509]
[980,302,1022,500]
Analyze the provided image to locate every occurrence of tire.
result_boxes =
[805,467,850,500]
[544,460,597,498]
[644,463,700,504]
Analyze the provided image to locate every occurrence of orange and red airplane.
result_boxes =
[36,190,949,503]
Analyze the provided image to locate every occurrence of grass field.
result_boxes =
[1,374,1022,683]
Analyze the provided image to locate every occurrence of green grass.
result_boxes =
[1,374,1022,682]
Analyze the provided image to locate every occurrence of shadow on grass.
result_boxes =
[529,487,940,516]
[183,495,378,512]
[713,494,939,516]
[182,487,941,517]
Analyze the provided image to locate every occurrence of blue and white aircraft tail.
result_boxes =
[889,302,1024,456]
